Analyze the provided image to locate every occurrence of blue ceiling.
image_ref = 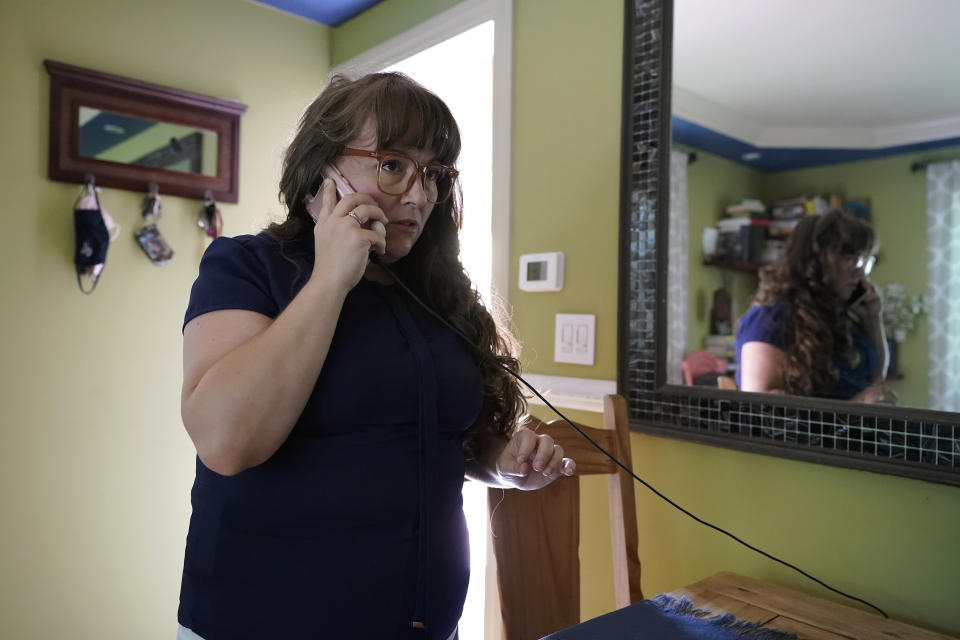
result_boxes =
[251,0,386,26]
[672,117,960,173]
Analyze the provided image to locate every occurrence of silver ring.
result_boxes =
[347,211,363,226]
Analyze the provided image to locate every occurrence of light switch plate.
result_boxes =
[554,313,595,365]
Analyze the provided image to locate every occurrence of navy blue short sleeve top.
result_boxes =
[179,233,485,639]
[734,300,877,399]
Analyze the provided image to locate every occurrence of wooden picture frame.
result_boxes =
[45,60,247,203]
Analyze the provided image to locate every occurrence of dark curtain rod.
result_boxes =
[683,154,952,171]
[911,159,960,173]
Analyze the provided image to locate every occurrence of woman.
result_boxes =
[177,72,575,639]
[735,209,896,404]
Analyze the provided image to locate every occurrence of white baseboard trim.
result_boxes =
[521,374,617,414]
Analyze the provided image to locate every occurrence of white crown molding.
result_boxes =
[332,0,513,305]
[674,86,960,151]
[672,86,763,146]
[875,115,960,148]
[753,125,878,150]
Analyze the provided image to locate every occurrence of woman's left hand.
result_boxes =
[494,427,576,491]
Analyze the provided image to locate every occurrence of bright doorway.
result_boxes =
[335,2,512,635]
[383,21,495,640]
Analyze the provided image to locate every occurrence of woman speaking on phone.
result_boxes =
[176,72,575,640]
[735,209,896,404]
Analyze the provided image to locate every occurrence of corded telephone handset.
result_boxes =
[306,165,356,222]
[847,281,867,307]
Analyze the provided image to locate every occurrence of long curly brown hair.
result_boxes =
[266,72,525,458]
[753,209,876,396]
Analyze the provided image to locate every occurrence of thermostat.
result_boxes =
[519,252,564,292]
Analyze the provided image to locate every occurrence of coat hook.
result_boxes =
[142,182,162,220]
[198,190,222,239]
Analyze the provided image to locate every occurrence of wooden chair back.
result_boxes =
[489,394,643,639]
[717,375,738,390]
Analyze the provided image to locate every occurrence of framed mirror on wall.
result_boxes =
[617,0,960,486]
[45,60,247,202]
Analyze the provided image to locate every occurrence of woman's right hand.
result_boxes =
[848,277,883,327]
[307,179,388,292]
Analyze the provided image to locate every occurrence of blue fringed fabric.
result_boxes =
[541,595,803,640]
[650,595,802,640]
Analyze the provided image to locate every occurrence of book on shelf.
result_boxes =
[774,195,806,208]
[772,204,804,219]
[725,198,767,217]
[717,217,769,231]
[716,217,752,232]
[769,218,800,236]
[772,195,831,220]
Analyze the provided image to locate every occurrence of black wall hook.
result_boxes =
[142,182,162,219]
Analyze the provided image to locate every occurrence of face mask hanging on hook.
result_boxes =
[134,181,175,266]
[73,173,121,294]
[198,190,223,239]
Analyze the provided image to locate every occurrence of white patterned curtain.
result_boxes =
[926,160,960,412]
[666,150,689,385]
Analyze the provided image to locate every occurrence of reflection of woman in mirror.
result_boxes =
[735,209,897,404]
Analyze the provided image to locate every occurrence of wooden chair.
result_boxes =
[717,375,738,390]
[488,394,643,640]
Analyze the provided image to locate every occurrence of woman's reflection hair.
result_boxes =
[754,209,877,395]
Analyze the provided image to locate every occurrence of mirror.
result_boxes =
[617,0,960,486]
[668,0,960,413]
[46,60,245,202]
[78,107,219,177]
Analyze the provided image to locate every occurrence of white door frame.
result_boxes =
[332,0,514,303]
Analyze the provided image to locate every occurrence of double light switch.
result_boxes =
[554,313,595,365]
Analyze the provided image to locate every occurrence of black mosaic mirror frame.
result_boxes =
[616,0,960,487]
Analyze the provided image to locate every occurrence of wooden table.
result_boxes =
[669,572,956,640]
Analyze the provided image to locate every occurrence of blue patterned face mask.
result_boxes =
[73,182,120,294]
[134,187,174,266]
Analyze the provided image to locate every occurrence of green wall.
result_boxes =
[337,1,960,635]
[510,0,624,382]
[679,144,763,353]
[0,0,328,637]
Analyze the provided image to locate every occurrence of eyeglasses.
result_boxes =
[342,148,458,204]
[854,255,876,275]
